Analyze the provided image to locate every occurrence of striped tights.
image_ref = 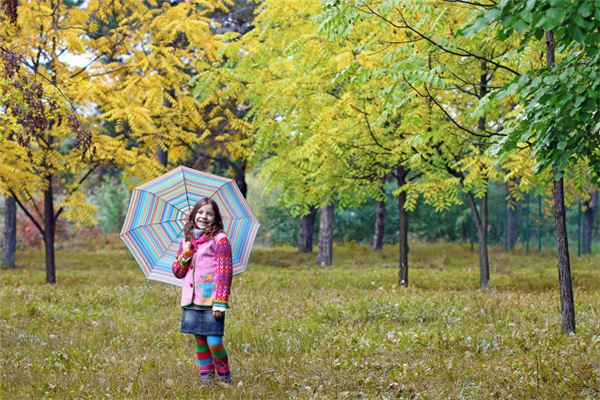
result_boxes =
[194,335,231,383]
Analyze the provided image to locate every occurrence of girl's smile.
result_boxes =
[195,204,215,230]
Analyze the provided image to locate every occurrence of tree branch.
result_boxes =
[443,0,497,8]
[54,162,100,220]
[69,29,130,79]
[23,188,44,221]
[8,188,44,235]
[324,90,391,151]
[464,190,482,228]
[358,3,520,76]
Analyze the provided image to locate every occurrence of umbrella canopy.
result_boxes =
[120,166,260,286]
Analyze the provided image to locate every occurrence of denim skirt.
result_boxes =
[180,308,225,336]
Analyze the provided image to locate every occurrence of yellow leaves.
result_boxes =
[143,87,166,112]
[207,116,225,130]
[178,96,206,131]
[562,160,594,207]
[457,154,500,197]
[149,1,223,58]
[0,154,42,195]
[125,107,157,136]
[333,50,354,71]
[224,111,252,135]
[125,154,165,183]
[62,30,86,54]
[502,150,540,202]
[420,174,463,212]
[91,135,134,166]
[0,0,243,235]
[231,0,386,207]
[199,129,212,141]
[61,191,98,229]
[393,181,420,212]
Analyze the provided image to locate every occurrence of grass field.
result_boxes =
[1,241,599,399]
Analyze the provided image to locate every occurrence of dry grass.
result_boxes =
[1,241,599,399]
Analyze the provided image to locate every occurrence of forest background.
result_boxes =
[0,0,599,398]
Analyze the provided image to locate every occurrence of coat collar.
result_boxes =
[192,230,221,246]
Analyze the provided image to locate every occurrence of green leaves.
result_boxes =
[461,0,600,56]
[315,0,359,40]
[462,0,600,182]
[495,51,600,181]
[543,7,566,30]
[577,1,594,18]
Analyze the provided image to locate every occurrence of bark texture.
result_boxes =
[466,192,490,289]
[547,30,575,334]
[581,190,597,254]
[44,176,56,284]
[317,205,334,266]
[3,195,16,268]
[553,177,576,333]
[298,207,317,253]
[397,167,409,287]
[373,200,385,251]
[505,182,517,251]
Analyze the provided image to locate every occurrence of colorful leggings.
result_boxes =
[194,335,230,382]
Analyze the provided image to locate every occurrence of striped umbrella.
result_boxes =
[120,166,260,286]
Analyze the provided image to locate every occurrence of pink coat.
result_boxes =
[171,231,233,309]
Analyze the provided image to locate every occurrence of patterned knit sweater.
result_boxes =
[172,233,233,310]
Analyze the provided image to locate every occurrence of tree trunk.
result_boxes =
[317,205,334,266]
[298,206,317,253]
[397,166,409,287]
[44,175,56,284]
[478,194,490,289]
[472,64,490,289]
[157,87,175,167]
[466,192,490,289]
[553,177,576,333]
[373,200,385,250]
[581,190,598,254]
[232,160,248,198]
[157,147,168,167]
[546,30,575,334]
[3,195,16,268]
[505,181,517,251]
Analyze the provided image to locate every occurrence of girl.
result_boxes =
[172,197,233,384]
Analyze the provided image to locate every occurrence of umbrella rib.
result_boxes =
[180,166,192,213]
[211,180,259,220]
[209,180,234,201]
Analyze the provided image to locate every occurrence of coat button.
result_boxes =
[189,283,193,287]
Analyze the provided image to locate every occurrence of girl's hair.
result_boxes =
[184,197,224,242]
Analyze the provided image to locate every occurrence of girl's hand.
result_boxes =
[212,310,224,319]
[183,241,192,253]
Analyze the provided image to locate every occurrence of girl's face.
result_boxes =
[194,203,215,230]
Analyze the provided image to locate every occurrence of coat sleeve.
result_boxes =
[212,237,233,309]
[172,240,191,279]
